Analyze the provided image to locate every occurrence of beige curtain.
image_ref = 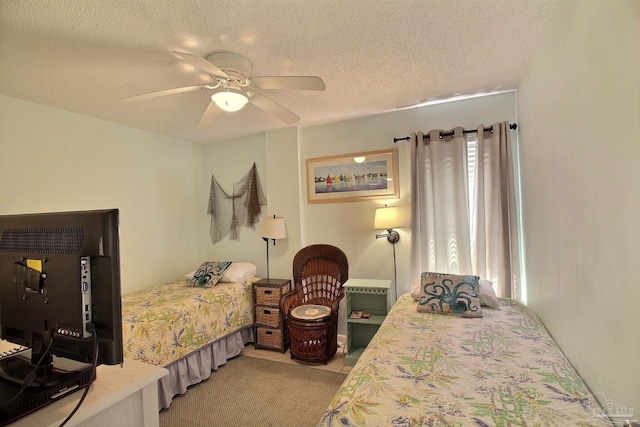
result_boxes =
[410,122,520,298]
[471,122,520,298]
[410,128,472,280]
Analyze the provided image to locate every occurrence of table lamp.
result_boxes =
[260,215,286,279]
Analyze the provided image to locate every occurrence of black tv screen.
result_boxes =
[0,209,123,368]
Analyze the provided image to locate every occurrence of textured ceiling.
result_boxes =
[0,1,557,143]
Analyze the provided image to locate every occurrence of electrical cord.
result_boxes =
[23,331,56,388]
[58,323,99,427]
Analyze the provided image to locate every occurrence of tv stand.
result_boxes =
[0,342,167,427]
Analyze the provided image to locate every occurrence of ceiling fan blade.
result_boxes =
[198,101,222,128]
[247,91,300,125]
[118,85,205,103]
[172,51,229,79]
[251,76,326,91]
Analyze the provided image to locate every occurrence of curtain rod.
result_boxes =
[393,123,517,143]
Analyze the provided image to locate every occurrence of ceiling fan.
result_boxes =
[118,51,326,127]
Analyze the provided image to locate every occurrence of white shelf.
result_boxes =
[8,355,167,427]
[346,314,386,326]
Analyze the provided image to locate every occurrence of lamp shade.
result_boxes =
[211,90,248,112]
[261,216,286,239]
[374,206,402,230]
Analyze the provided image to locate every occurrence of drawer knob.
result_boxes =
[264,290,273,294]
[263,309,271,315]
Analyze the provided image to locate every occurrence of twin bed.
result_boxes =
[318,291,613,426]
[120,271,256,409]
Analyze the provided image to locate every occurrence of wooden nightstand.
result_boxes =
[344,278,391,366]
[253,278,291,353]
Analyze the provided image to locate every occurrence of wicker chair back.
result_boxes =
[293,244,348,304]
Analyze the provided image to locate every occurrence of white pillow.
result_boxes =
[184,262,256,283]
[411,275,500,309]
[220,262,257,283]
[478,278,500,309]
[410,278,421,300]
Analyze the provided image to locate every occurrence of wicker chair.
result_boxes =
[281,244,348,364]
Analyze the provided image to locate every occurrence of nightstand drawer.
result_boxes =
[256,326,284,349]
[255,283,289,306]
[255,306,281,328]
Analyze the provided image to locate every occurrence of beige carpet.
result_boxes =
[159,355,347,427]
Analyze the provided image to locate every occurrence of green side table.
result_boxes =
[344,278,391,367]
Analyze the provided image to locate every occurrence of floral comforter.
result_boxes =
[319,294,612,427]
[121,278,255,366]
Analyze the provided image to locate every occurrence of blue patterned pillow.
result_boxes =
[187,261,232,287]
[416,272,483,317]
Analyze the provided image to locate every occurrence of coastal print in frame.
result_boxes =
[306,149,399,203]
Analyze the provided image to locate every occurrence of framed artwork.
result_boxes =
[306,148,399,203]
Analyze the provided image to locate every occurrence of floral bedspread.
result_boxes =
[121,278,255,367]
[319,294,612,427]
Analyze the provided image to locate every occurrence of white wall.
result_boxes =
[264,127,302,279]
[197,133,267,271]
[517,0,640,415]
[197,128,303,282]
[0,95,200,294]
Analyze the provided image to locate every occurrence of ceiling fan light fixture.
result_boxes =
[211,90,248,112]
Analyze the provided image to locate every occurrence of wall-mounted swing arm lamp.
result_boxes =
[374,205,402,243]
[260,215,286,280]
[374,205,402,300]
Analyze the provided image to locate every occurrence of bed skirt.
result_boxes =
[158,326,254,409]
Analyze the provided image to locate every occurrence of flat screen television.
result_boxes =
[0,208,123,423]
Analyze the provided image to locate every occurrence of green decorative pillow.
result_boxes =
[187,261,232,287]
[416,272,483,317]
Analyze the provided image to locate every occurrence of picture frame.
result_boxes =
[306,148,399,204]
